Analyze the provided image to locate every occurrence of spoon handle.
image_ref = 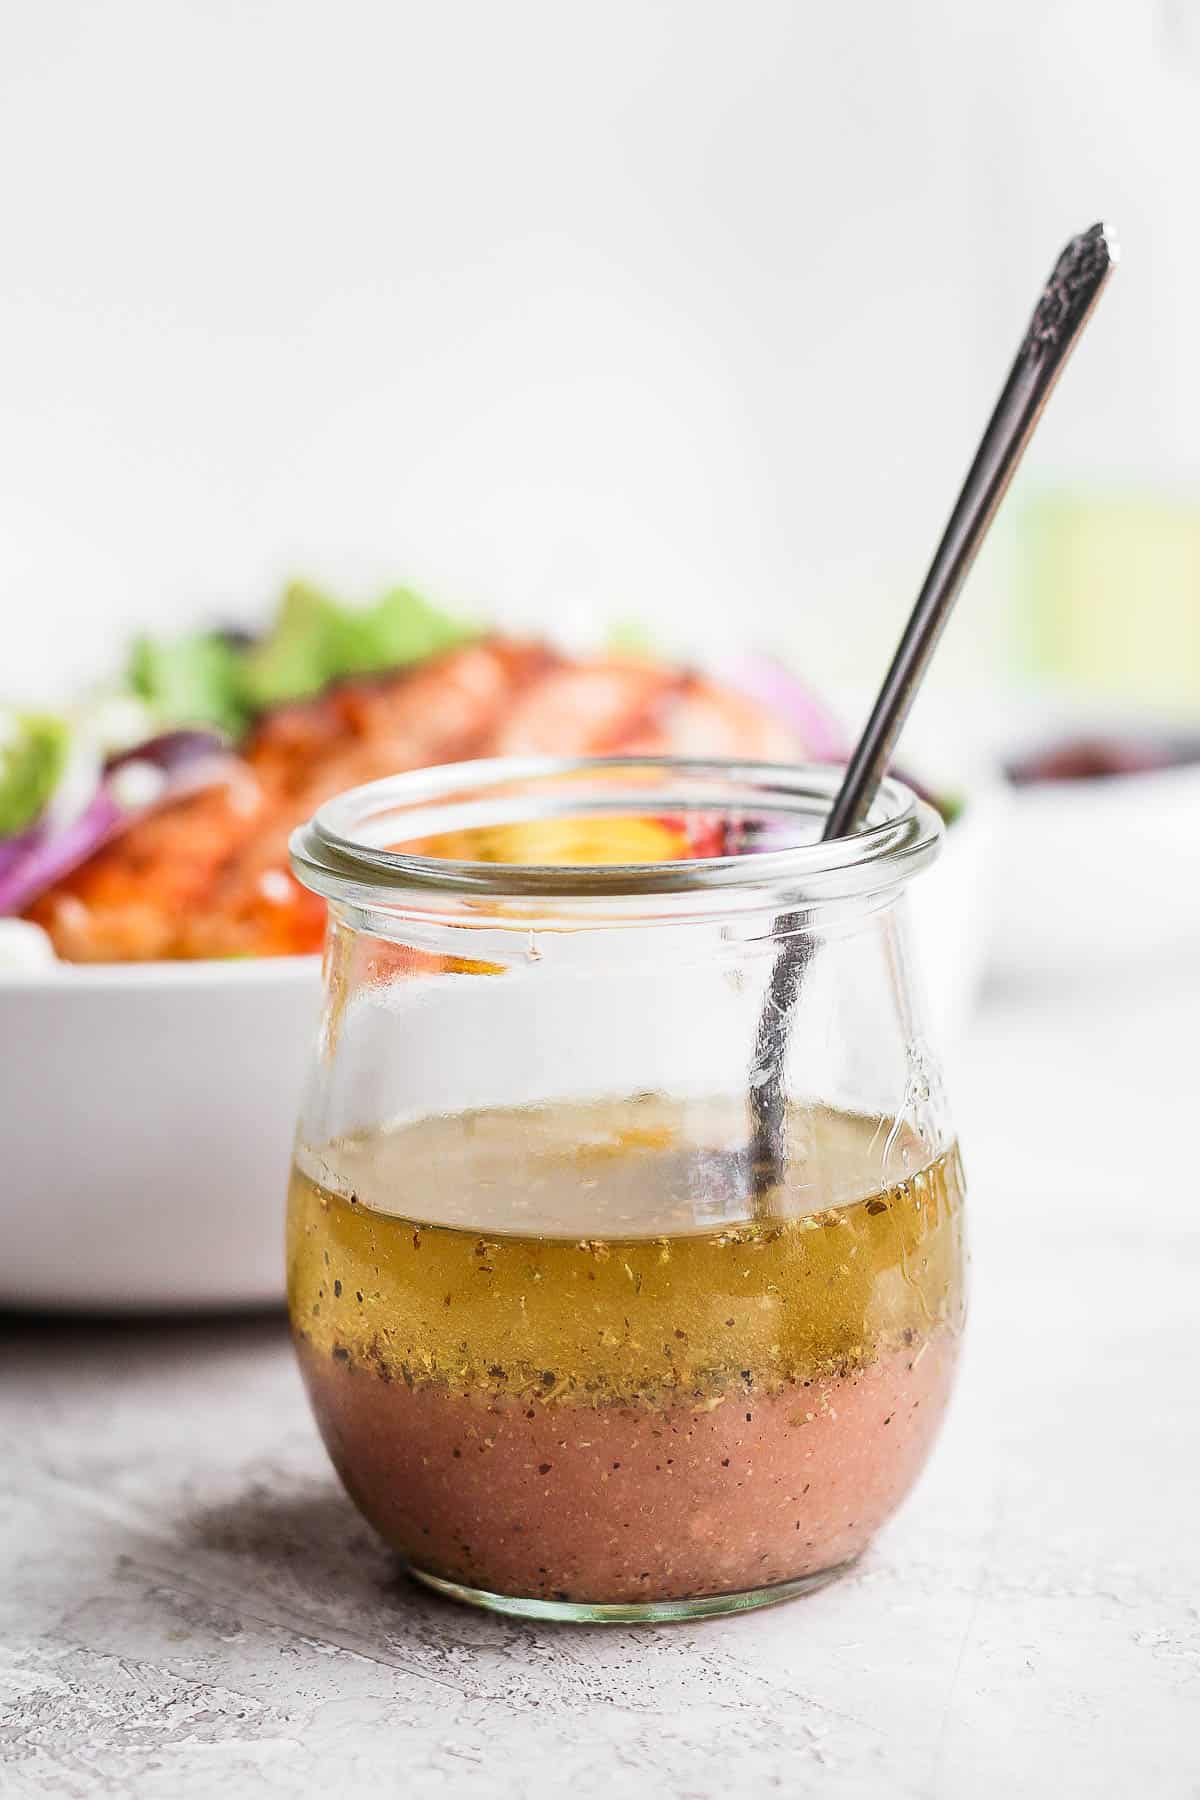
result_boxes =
[750,222,1117,1199]
[823,222,1118,841]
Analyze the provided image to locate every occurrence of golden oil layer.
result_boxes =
[288,1100,965,1407]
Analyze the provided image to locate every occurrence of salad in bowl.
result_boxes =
[2,582,993,1310]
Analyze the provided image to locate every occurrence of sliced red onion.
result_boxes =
[718,660,959,826]
[0,730,234,916]
[105,729,234,780]
[0,826,38,879]
[0,788,123,916]
[718,654,849,763]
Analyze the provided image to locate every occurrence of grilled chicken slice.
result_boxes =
[28,642,803,961]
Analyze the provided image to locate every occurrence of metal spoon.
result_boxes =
[749,221,1119,1195]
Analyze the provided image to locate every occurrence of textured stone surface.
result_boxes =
[3,967,1199,1798]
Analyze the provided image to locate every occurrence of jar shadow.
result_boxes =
[175,1481,559,1652]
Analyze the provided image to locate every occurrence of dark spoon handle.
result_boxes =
[823,222,1117,841]
[750,222,1118,1195]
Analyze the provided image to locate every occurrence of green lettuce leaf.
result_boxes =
[128,631,247,738]
[331,586,472,676]
[235,582,342,712]
[0,711,69,837]
[125,582,474,742]
[236,581,473,714]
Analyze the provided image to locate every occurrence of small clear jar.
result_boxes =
[287,758,966,1623]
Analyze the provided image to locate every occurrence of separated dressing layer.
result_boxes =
[288,1098,965,1605]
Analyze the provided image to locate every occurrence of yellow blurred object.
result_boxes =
[424,814,688,866]
[1020,493,1200,713]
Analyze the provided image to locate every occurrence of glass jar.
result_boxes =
[287,757,965,1623]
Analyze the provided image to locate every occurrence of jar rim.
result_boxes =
[288,756,942,914]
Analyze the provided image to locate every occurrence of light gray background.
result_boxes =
[4,0,1192,701]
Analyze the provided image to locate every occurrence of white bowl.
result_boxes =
[980,699,1200,983]
[2,956,321,1310]
[990,761,1200,980]
[0,777,1003,1313]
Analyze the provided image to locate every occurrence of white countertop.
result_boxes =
[3,961,1198,1799]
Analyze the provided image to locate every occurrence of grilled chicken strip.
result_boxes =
[28,643,803,961]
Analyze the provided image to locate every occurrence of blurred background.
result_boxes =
[4,0,1198,720]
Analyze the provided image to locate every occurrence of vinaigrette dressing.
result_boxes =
[288,1098,964,1607]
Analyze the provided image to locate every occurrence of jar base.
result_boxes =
[407,1557,859,1624]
